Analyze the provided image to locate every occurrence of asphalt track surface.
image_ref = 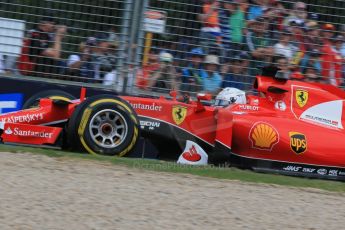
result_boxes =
[0,152,344,230]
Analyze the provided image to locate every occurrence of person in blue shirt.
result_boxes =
[181,48,205,94]
[201,55,222,94]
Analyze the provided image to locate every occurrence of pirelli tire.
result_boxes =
[67,95,139,157]
[23,90,75,109]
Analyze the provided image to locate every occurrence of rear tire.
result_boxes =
[67,95,139,156]
[23,90,75,109]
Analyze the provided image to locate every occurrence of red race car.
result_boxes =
[1,67,345,181]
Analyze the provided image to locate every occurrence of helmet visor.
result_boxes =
[214,99,230,107]
[214,97,237,107]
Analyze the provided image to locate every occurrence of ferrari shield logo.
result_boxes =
[295,90,308,108]
[172,105,187,125]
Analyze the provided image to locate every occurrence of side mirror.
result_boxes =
[169,91,177,100]
[197,93,212,101]
[195,93,212,113]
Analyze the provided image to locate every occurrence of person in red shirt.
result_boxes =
[320,24,342,86]
[136,53,160,90]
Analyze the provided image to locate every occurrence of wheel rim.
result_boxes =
[89,109,128,149]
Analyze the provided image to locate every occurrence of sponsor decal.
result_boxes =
[0,113,43,123]
[283,165,302,172]
[177,140,208,165]
[252,99,259,106]
[302,168,315,173]
[317,168,327,175]
[249,122,279,151]
[299,100,343,129]
[5,127,53,138]
[181,145,202,162]
[130,102,162,111]
[140,120,161,130]
[274,101,286,111]
[289,132,307,155]
[0,93,23,114]
[328,170,338,176]
[4,127,12,135]
[338,171,345,176]
[304,114,340,129]
[172,105,187,125]
[239,105,259,111]
[295,89,308,108]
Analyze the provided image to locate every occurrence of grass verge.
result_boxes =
[0,144,344,193]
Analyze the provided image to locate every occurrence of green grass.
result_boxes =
[0,144,344,193]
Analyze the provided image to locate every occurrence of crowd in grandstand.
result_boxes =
[136,0,345,95]
[0,0,344,95]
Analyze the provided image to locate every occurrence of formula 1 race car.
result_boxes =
[1,66,345,181]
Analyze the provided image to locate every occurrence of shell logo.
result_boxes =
[249,122,279,151]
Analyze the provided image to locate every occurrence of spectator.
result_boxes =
[288,20,304,67]
[0,54,5,74]
[274,29,295,61]
[200,55,222,94]
[26,16,67,78]
[66,38,96,81]
[136,53,160,90]
[340,26,345,58]
[222,55,251,90]
[219,0,235,61]
[300,49,322,77]
[180,48,205,93]
[92,33,116,83]
[229,0,247,52]
[283,1,308,27]
[239,51,251,77]
[148,52,178,92]
[263,1,287,39]
[245,17,274,76]
[273,55,292,79]
[334,35,344,57]
[304,65,324,83]
[198,0,222,54]
[303,21,321,52]
[320,24,342,86]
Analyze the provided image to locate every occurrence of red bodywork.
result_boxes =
[1,76,345,179]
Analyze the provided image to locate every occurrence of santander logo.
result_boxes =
[182,145,202,162]
[177,140,208,165]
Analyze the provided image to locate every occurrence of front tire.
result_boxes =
[67,95,139,156]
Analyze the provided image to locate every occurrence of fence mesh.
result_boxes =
[0,0,344,96]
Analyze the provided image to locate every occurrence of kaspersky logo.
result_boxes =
[289,132,307,154]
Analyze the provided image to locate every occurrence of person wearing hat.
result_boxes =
[66,40,95,81]
[283,1,308,27]
[245,16,274,76]
[148,52,178,92]
[22,15,67,77]
[200,55,222,94]
[319,23,342,86]
[181,48,205,93]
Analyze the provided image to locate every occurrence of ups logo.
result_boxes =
[289,132,307,154]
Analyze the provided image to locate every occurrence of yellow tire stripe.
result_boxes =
[49,96,72,102]
[78,97,139,156]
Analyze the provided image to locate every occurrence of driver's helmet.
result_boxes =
[214,87,246,107]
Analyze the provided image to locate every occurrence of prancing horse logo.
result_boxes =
[172,105,187,125]
[296,90,309,108]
